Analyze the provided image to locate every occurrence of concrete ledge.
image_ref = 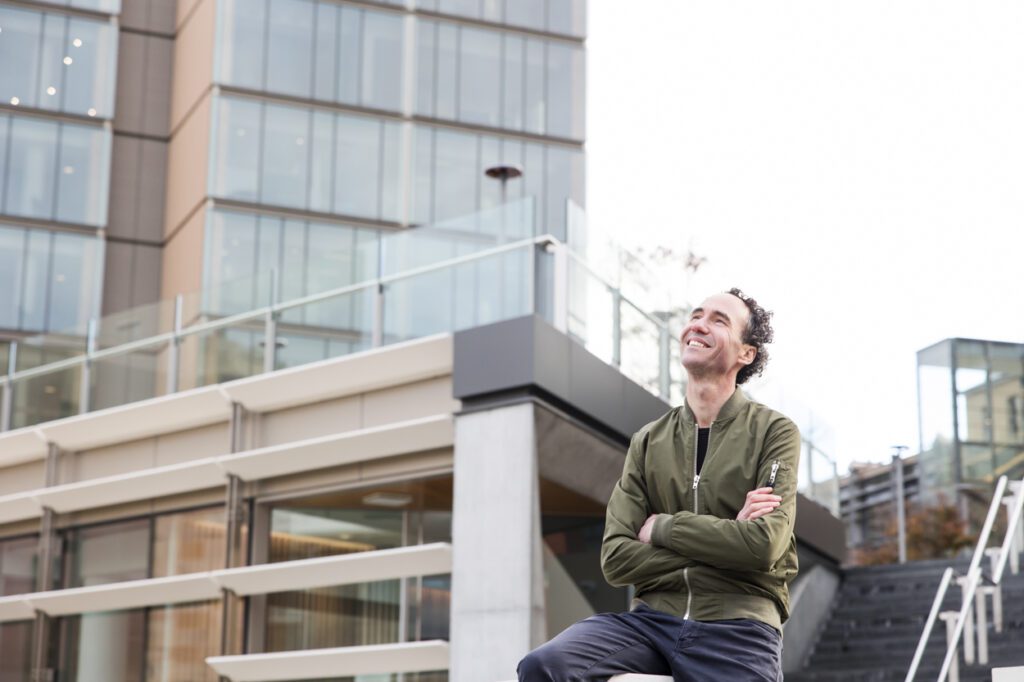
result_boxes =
[206,641,450,681]
[993,666,1024,682]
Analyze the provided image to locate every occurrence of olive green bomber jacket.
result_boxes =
[599,389,801,631]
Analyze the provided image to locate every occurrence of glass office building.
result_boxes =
[0,0,586,368]
[917,338,1024,524]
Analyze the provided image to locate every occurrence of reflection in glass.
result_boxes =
[458,28,500,127]
[58,610,146,682]
[0,6,117,118]
[152,507,228,577]
[218,0,266,90]
[5,117,57,220]
[0,536,36,596]
[146,602,222,682]
[266,0,314,98]
[0,621,32,681]
[361,11,403,111]
[56,123,110,225]
[261,482,452,654]
[261,104,310,208]
[212,97,261,201]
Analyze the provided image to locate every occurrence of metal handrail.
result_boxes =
[905,474,1008,682]
[904,567,954,682]
[937,566,982,682]
[0,235,556,388]
[993,474,1024,584]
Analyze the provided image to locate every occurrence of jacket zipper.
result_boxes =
[768,460,780,487]
[686,421,711,619]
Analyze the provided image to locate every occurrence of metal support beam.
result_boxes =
[1,340,16,432]
[167,294,183,395]
[31,444,61,682]
[262,270,279,375]
[221,402,248,676]
[78,318,97,415]
[893,449,907,564]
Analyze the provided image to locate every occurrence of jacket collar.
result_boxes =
[681,387,748,425]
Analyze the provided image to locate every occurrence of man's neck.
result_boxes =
[685,375,737,428]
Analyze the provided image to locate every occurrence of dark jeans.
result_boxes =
[517,604,783,681]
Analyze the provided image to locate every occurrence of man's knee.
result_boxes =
[517,643,564,682]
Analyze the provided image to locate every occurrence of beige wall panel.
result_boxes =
[361,377,459,428]
[155,421,229,466]
[254,448,452,500]
[161,199,206,300]
[67,438,158,483]
[257,396,363,448]
[358,448,454,483]
[177,0,205,30]
[164,93,211,237]
[0,520,39,540]
[170,0,215,132]
[56,484,223,529]
[0,461,45,495]
[121,0,176,35]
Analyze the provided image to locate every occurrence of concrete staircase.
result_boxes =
[788,558,1024,682]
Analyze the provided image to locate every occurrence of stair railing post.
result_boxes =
[939,611,959,682]
[954,575,976,665]
[975,586,988,666]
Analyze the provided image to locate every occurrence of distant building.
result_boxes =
[917,338,1024,527]
[839,455,920,559]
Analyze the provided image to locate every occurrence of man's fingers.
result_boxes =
[747,494,782,503]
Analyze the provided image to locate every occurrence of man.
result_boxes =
[518,288,800,681]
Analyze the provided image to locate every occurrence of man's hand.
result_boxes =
[737,487,782,521]
[637,514,658,544]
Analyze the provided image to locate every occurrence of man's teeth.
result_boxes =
[687,340,708,348]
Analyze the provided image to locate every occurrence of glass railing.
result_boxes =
[0,199,681,431]
[798,443,840,516]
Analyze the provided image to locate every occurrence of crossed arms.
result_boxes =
[600,420,801,588]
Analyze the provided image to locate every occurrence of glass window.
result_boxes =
[68,519,150,587]
[205,210,258,314]
[334,115,380,218]
[361,11,403,111]
[411,127,433,225]
[548,0,586,38]
[502,35,524,130]
[435,23,457,120]
[63,17,117,118]
[57,611,147,682]
[459,27,501,127]
[21,229,51,332]
[37,12,65,115]
[308,110,334,213]
[337,6,361,105]
[380,121,403,223]
[212,97,262,201]
[35,0,121,13]
[415,20,436,117]
[439,0,480,19]
[545,144,584,239]
[260,103,310,209]
[266,0,314,98]
[313,2,338,102]
[0,226,25,330]
[56,123,110,226]
[546,42,584,140]
[506,0,545,32]
[217,0,266,90]
[0,536,36,596]
[146,603,222,682]
[151,507,228,577]
[524,39,545,135]
[0,622,32,681]
[5,116,58,220]
[255,214,282,306]
[0,6,42,109]
[47,231,100,333]
[433,129,477,221]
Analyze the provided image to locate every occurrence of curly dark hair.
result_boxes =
[727,288,774,385]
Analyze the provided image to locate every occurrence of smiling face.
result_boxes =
[680,293,757,382]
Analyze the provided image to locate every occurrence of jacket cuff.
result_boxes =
[651,513,674,548]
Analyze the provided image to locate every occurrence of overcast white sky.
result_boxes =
[587,1,1024,472]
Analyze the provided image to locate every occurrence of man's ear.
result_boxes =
[738,344,756,366]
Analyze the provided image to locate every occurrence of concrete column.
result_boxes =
[450,402,546,682]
